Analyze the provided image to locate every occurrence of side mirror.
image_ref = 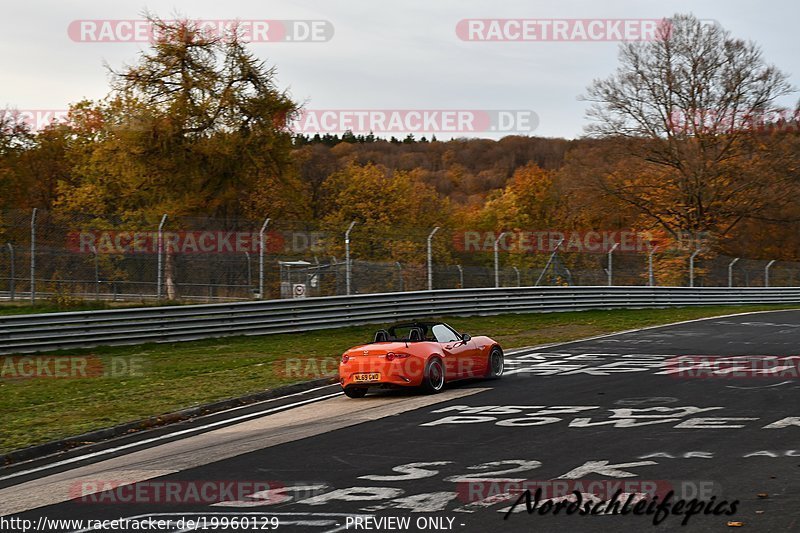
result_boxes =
[461,333,471,342]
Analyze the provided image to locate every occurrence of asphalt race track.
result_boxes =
[2,309,800,532]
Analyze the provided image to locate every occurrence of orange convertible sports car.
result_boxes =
[339,321,504,398]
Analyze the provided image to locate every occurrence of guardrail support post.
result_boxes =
[647,244,658,287]
[728,257,740,288]
[427,226,440,291]
[535,238,564,286]
[765,259,776,287]
[607,242,619,286]
[30,208,37,303]
[494,232,507,288]
[156,214,168,300]
[6,243,14,301]
[345,221,357,295]
[258,217,270,299]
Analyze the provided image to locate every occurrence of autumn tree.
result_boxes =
[582,14,798,245]
[469,163,560,232]
[0,111,35,209]
[293,144,342,219]
[320,162,451,265]
[456,163,564,273]
[56,15,304,223]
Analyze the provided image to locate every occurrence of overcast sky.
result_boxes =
[2,0,798,139]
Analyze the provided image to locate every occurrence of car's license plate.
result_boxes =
[353,372,380,382]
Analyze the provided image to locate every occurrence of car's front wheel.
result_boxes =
[485,346,504,378]
[421,358,445,394]
[343,387,368,398]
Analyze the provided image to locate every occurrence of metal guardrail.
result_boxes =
[1,286,800,355]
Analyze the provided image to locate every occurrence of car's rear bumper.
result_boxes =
[339,358,426,389]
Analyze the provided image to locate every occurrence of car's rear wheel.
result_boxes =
[422,358,445,394]
[344,387,368,398]
[485,346,504,378]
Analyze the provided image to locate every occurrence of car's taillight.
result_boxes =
[341,354,349,364]
[386,352,410,361]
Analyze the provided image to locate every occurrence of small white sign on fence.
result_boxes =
[292,283,307,299]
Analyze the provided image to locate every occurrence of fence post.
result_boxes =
[331,257,339,294]
[427,226,440,291]
[765,260,776,287]
[607,242,619,286]
[728,257,740,288]
[513,266,521,287]
[689,248,702,287]
[30,208,37,303]
[395,261,403,292]
[494,232,507,288]
[91,244,99,301]
[156,214,168,300]
[647,244,658,287]
[245,251,252,294]
[345,221,357,295]
[6,243,14,301]
[456,264,464,289]
[258,217,270,299]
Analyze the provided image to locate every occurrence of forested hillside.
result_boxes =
[2,15,799,271]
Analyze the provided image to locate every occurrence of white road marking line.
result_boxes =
[2,382,336,472]
[0,391,342,483]
[726,381,795,390]
[188,384,338,416]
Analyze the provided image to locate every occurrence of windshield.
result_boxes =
[432,324,461,343]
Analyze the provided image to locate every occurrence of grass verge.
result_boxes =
[0,304,795,454]
[0,301,175,316]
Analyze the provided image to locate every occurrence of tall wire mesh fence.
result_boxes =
[0,209,798,304]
